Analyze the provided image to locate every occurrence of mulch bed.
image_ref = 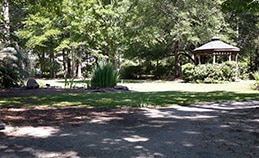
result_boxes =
[0,106,139,127]
[0,87,132,129]
[0,87,129,98]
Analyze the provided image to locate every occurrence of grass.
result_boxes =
[1,81,258,108]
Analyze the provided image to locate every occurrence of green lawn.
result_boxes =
[1,81,258,108]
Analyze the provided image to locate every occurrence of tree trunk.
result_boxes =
[71,47,76,77]
[67,50,71,78]
[62,49,67,78]
[77,62,82,78]
[49,51,55,78]
[77,51,82,78]
[2,0,10,44]
[174,40,181,78]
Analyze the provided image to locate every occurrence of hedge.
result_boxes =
[181,61,249,83]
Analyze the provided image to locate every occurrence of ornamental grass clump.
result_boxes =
[252,71,259,81]
[252,71,259,90]
[90,61,119,89]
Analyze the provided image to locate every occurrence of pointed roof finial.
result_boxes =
[211,37,220,41]
[210,36,220,41]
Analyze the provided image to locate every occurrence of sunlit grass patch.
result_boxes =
[1,81,258,108]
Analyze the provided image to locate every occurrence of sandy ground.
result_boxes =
[0,101,259,158]
[0,80,258,157]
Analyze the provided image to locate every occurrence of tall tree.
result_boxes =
[123,0,233,78]
[222,0,259,71]
[2,0,10,44]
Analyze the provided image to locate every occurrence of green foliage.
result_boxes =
[120,65,143,79]
[221,61,237,81]
[238,62,250,80]
[1,82,259,108]
[252,71,259,90]
[222,0,259,72]
[120,57,176,79]
[90,61,119,88]
[253,82,259,90]
[64,76,77,89]
[38,58,61,78]
[0,60,22,88]
[252,71,259,81]
[37,80,46,88]
[181,62,243,83]
[181,63,195,82]
[221,0,259,14]
[120,65,151,79]
[0,46,28,88]
[3,0,259,80]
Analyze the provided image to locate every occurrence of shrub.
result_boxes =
[252,71,259,81]
[90,61,119,88]
[0,60,22,88]
[238,62,249,80]
[205,64,223,83]
[181,61,243,83]
[194,64,208,83]
[0,47,28,88]
[120,65,143,79]
[220,62,236,81]
[181,63,195,82]
[254,83,259,90]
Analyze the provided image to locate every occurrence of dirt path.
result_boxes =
[0,101,258,158]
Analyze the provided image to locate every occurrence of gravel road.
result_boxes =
[0,101,259,158]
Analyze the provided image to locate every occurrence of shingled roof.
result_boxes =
[193,37,240,54]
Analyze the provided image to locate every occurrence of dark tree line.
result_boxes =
[1,0,258,82]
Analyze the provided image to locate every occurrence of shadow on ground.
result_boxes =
[1,90,259,108]
[0,101,259,158]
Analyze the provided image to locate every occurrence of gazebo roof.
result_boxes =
[193,37,240,53]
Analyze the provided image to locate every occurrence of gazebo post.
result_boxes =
[213,54,216,64]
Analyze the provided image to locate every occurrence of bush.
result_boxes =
[0,47,28,88]
[252,82,259,90]
[181,61,241,83]
[90,61,119,88]
[194,64,207,83]
[0,60,22,88]
[153,64,169,79]
[220,62,236,81]
[252,71,259,81]
[205,64,224,83]
[120,65,144,79]
[238,62,249,80]
[181,63,195,82]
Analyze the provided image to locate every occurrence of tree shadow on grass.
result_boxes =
[0,90,259,108]
[0,101,258,158]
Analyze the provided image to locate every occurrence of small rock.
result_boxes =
[0,122,5,130]
[26,78,39,89]
[114,85,129,91]
[46,84,51,88]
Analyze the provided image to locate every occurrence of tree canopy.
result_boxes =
[1,0,258,81]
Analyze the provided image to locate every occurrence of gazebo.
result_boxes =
[193,37,240,65]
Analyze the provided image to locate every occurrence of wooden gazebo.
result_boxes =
[193,37,240,65]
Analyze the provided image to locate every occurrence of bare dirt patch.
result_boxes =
[0,84,258,157]
[0,101,259,158]
[0,106,136,127]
